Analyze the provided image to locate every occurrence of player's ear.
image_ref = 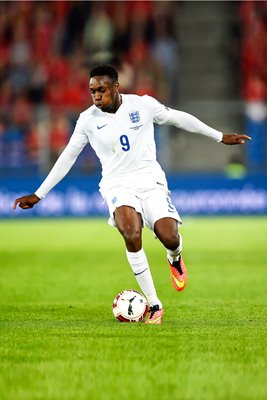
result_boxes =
[114,82,119,92]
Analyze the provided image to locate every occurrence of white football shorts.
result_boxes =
[105,186,182,231]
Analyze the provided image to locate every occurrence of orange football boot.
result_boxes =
[144,305,164,324]
[168,255,188,291]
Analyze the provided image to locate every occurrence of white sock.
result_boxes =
[126,248,162,308]
[167,233,183,264]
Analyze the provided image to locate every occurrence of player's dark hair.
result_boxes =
[90,65,118,83]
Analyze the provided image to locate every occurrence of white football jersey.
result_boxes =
[69,94,170,196]
[35,94,222,199]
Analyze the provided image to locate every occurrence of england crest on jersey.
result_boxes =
[129,111,140,124]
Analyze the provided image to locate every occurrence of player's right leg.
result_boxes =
[114,205,163,317]
[145,305,164,324]
[103,187,163,322]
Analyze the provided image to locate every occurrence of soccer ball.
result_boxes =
[112,289,148,322]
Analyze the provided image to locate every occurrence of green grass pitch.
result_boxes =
[0,217,267,400]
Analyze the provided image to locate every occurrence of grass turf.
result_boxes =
[0,217,266,400]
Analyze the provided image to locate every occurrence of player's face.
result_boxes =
[89,76,120,113]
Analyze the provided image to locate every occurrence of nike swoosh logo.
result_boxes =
[171,273,185,288]
[146,316,162,324]
[97,124,108,130]
[134,268,148,276]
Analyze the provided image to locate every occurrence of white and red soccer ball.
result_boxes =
[112,289,148,322]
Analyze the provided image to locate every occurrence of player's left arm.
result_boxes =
[157,108,253,144]
[221,133,252,145]
[143,98,252,145]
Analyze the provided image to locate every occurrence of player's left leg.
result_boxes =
[154,217,188,291]
[141,189,187,292]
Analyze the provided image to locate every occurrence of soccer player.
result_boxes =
[13,64,251,324]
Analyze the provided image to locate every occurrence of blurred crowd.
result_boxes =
[240,0,267,170]
[0,0,178,172]
[0,1,266,174]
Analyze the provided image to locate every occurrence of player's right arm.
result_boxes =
[13,143,83,210]
[13,118,88,210]
[13,193,41,209]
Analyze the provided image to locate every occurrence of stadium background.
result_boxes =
[1,3,267,400]
[0,0,266,216]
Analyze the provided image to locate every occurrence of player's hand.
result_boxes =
[222,134,252,145]
[13,194,41,210]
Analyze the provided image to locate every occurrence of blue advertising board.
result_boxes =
[1,174,267,218]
